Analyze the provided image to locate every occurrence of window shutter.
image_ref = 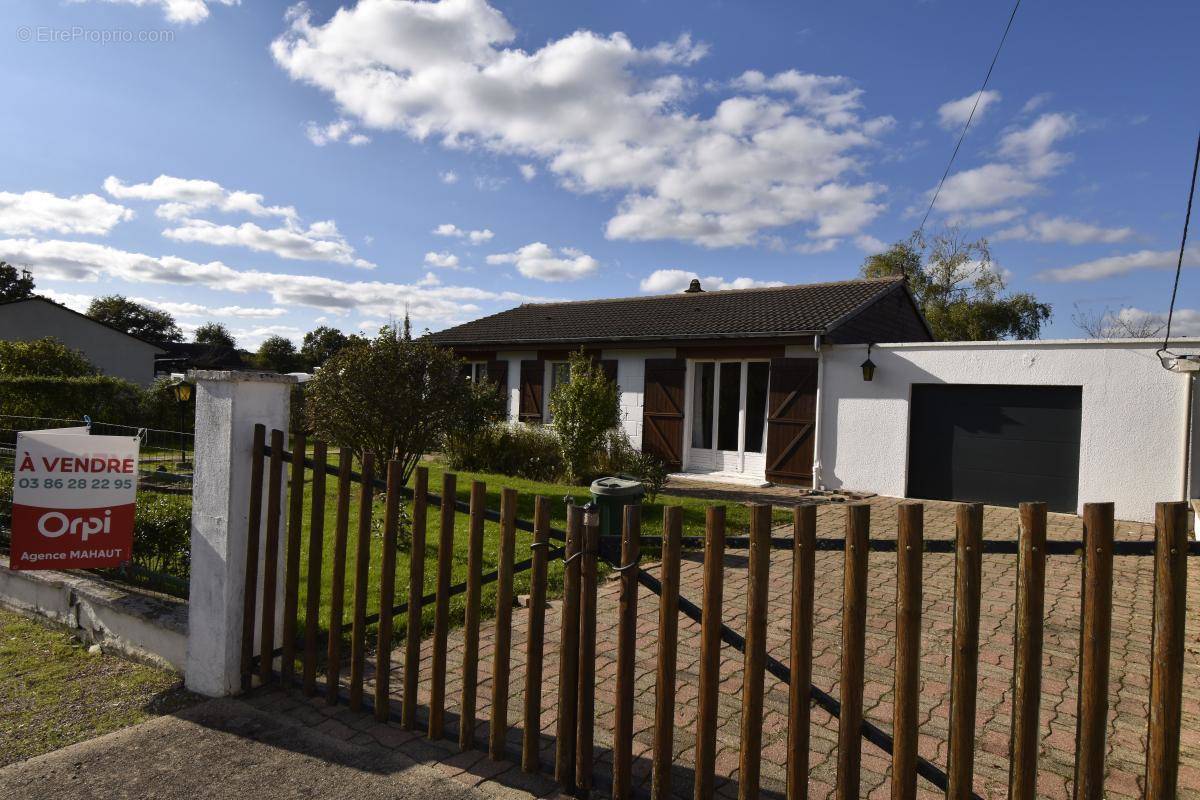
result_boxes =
[518,359,545,423]
[641,358,686,471]
[764,357,818,486]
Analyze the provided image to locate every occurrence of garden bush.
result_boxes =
[131,492,191,580]
[0,376,145,425]
[592,429,669,499]
[549,352,620,482]
[450,421,564,482]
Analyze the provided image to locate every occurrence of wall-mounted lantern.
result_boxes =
[860,343,876,382]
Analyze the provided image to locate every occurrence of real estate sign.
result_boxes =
[9,429,139,570]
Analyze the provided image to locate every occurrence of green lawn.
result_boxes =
[0,609,196,766]
[291,458,789,661]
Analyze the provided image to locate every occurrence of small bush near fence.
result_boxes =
[0,376,145,424]
[131,492,191,581]
[449,421,564,482]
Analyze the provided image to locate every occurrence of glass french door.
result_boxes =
[688,360,770,474]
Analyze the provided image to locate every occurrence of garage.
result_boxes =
[906,384,1083,513]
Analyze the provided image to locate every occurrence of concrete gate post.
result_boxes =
[185,370,296,697]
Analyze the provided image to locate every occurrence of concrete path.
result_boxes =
[0,697,501,800]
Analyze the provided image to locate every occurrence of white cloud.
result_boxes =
[937,90,1001,130]
[304,119,371,146]
[486,242,598,281]
[519,164,537,181]
[162,218,375,268]
[930,113,1076,213]
[36,288,94,313]
[995,215,1134,245]
[1021,93,1052,115]
[949,207,1026,227]
[794,238,839,254]
[638,268,784,294]
[424,250,461,269]
[440,171,459,184]
[78,0,238,24]
[853,234,886,253]
[1038,248,1200,282]
[0,190,133,236]
[432,223,494,243]
[133,298,289,319]
[271,1,890,248]
[104,175,297,221]
[0,236,548,329]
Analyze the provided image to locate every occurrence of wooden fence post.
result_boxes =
[521,497,551,773]
[459,480,487,751]
[374,460,402,721]
[239,423,265,690]
[576,504,600,791]
[280,432,306,687]
[1074,502,1114,800]
[694,506,726,800]
[612,504,642,800]
[652,506,682,800]
[739,504,772,800]
[402,466,428,730]
[348,453,375,711]
[258,428,285,686]
[787,505,816,800]
[555,504,583,790]
[489,488,518,761]
[947,503,982,800]
[325,450,352,705]
[835,503,870,800]
[891,502,923,800]
[301,441,327,696]
[1144,501,1189,799]
[429,472,457,740]
[1009,502,1046,800]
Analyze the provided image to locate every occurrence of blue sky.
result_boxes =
[1,0,1197,347]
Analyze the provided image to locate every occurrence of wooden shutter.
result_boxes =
[764,357,818,486]
[487,359,509,404]
[641,358,686,471]
[600,359,619,387]
[518,359,544,423]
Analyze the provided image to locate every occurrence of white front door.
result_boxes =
[684,360,770,478]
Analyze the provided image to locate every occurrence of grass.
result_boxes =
[0,608,197,766]
[292,457,790,661]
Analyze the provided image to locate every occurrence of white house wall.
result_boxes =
[601,348,676,449]
[819,339,1197,523]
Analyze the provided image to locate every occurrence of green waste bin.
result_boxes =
[589,475,645,538]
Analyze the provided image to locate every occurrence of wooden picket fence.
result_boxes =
[239,424,1195,799]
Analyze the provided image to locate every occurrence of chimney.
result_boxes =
[684,278,704,293]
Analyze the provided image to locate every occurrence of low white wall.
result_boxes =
[819,339,1197,523]
[0,555,187,670]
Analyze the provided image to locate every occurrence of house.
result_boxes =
[430,276,1200,525]
[155,341,246,376]
[0,296,165,386]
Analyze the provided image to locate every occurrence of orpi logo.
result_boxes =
[36,509,112,542]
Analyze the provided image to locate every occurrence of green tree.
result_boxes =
[303,324,465,482]
[255,335,301,373]
[300,325,350,368]
[443,375,508,469]
[549,350,621,483]
[861,229,1053,341]
[0,338,96,378]
[0,262,35,302]
[193,322,236,349]
[87,295,183,343]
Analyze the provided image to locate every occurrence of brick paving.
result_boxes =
[282,495,1198,800]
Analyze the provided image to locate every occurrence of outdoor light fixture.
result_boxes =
[171,379,193,465]
[171,379,193,403]
[860,343,876,382]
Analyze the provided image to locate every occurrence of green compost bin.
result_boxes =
[589,475,645,538]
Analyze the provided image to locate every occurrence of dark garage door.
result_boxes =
[906,384,1082,513]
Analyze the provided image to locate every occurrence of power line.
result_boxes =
[1159,128,1200,360]
[918,0,1022,236]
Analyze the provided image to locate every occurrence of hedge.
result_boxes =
[0,375,146,426]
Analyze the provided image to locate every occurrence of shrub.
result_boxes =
[453,422,564,482]
[443,377,508,469]
[592,429,670,500]
[132,492,191,580]
[633,451,669,502]
[549,351,620,483]
[0,337,96,378]
[0,467,11,532]
[0,375,145,425]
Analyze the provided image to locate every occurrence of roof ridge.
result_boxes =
[511,275,901,310]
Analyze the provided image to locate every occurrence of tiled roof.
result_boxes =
[427,276,908,346]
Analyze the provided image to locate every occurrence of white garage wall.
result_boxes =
[819,339,1198,523]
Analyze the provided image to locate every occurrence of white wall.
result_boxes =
[819,339,1198,522]
[0,299,162,386]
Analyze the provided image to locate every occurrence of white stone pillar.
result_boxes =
[185,370,296,697]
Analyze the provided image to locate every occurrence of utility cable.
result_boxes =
[1158,128,1200,366]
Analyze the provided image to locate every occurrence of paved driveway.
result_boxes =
[367,495,1198,800]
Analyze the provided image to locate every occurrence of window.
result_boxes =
[716,362,741,451]
[691,362,715,449]
[463,362,488,382]
[744,362,769,453]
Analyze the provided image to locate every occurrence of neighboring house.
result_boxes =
[429,276,932,487]
[0,296,164,386]
[430,276,1200,525]
[155,342,246,376]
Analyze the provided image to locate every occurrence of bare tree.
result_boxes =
[1071,304,1166,338]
